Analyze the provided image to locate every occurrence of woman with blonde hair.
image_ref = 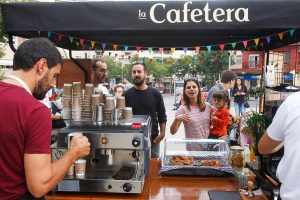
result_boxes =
[170,78,212,139]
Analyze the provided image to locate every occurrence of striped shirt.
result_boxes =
[176,103,212,139]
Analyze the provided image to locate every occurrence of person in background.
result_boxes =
[0,38,90,200]
[206,70,236,105]
[258,92,300,200]
[232,78,248,116]
[170,78,212,139]
[91,59,109,95]
[123,77,133,91]
[208,91,231,140]
[114,84,124,97]
[123,61,167,158]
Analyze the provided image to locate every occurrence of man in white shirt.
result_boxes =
[258,92,300,200]
[92,59,109,94]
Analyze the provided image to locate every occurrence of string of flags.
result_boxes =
[44,29,296,55]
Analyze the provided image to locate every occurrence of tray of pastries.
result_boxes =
[169,155,195,166]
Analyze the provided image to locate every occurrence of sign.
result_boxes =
[238,74,260,81]
[283,73,293,81]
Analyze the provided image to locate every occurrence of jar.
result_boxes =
[229,146,244,168]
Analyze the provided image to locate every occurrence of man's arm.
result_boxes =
[24,133,90,198]
[258,132,284,154]
[154,122,166,144]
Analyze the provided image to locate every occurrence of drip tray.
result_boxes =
[65,169,115,180]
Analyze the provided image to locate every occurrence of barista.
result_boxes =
[92,59,109,95]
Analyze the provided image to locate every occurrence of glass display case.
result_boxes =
[160,139,234,176]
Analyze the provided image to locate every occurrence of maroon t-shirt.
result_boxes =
[0,81,52,199]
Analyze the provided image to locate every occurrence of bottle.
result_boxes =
[244,144,250,164]
[253,156,261,170]
[250,146,255,162]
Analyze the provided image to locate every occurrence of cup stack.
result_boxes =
[72,82,82,121]
[104,96,115,121]
[82,83,94,119]
[95,90,104,104]
[124,107,133,121]
[62,83,72,119]
[116,96,126,119]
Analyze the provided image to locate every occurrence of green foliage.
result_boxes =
[101,56,123,83]
[0,68,5,80]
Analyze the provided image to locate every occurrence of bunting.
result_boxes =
[43,29,296,53]
[159,48,164,54]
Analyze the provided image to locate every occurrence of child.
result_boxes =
[209,91,231,140]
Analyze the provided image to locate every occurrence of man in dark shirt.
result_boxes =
[123,61,167,158]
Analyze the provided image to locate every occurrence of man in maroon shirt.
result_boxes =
[0,38,90,200]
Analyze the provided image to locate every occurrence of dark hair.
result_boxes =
[131,60,147,72]
[114,84,124,93]
[13,38,62,72]
[213,91,230,109]
[234,78,245,88]
[183,78,206,111]
[221,70,237,83]
[92,59,106,70]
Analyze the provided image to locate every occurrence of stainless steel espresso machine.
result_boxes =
[51,115,151,194]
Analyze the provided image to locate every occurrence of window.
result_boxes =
[283,51,290,67]
[249,54,259,68]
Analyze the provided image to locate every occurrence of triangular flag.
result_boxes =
[243,40,248,48]
[254,38,259,46]
[289,29,295,36]
[278,32,284,40]
[266,36,270,43]
[231,43,236,49]
[69,37,74,43]
[148,47,153,53]
[171,48,175,55]
[195,46,200,54]
[136,46,141,52]
[58,33,63,41]
[219,44,225,51]
[91,41,96,48]
[79,39,85,46]
[159,48,164,54]
[206,46,211,53]
[124,45,129,51]
[102,43,106,50]
[183,47,188,54]
[113,44,118,50]
[47,32,52,38]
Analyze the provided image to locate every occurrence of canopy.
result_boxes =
[2,0,300,51]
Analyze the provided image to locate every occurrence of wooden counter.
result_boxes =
[46,159,268,200]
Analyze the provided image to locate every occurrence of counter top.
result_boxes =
[45,159,267,200]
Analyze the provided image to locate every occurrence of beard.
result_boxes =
[32,74,51,100]
[133,76,145,86]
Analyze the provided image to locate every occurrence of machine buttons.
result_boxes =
[101,137,108,144]
[108,185,112,189]
[123,183,132,192]
[132,138,141,147]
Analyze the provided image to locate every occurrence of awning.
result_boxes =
[1,1,300,51]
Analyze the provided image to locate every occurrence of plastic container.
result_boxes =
[229,146,244,169]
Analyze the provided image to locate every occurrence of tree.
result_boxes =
[101,56,123,84]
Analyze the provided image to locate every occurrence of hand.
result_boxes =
[69,133,90,159]
[176,113,190,123]
[211,115,217,122]
[153,134,165,144]
[51,114,61,120]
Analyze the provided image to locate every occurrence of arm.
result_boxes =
[213,110,231,127]
[258,132,284,154]
[24,133,90,198]
[154,122,166,144]
[170,116,182,135]
[154,91,167,144]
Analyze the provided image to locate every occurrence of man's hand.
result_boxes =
[69,133,90,159]
[154,134,165,144]
[176,113,190,123]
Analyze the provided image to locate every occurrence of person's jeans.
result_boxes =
[234,102,245,116]
[151,142,160,158]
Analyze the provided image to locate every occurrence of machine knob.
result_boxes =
[123,183,132,192]
[132,138,141,147]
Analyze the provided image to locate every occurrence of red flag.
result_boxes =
[79,39,85,46]
[136,46,141,52]
[58,33,63,41]
[159,48,164,54]
[278,32,284,40]
[219,44,225,51]
[243,40,248,48]
[113,44,118,50]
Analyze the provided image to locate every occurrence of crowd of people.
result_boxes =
[1,38,298,200]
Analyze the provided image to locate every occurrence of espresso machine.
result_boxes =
[51,115,151,194]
